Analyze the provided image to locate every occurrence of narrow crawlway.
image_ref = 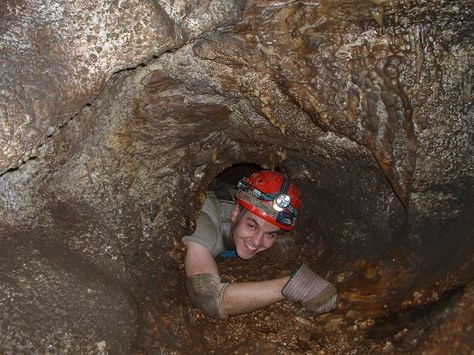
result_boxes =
[136,162,473,353]
[1,0,472,352]
[140,247,473,354]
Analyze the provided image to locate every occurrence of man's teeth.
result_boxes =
[244,242,257,251]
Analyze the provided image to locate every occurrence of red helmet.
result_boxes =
[235,170,300,231]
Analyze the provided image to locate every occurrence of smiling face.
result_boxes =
[230,205,281,260]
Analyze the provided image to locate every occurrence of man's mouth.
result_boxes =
[244,242,257,252]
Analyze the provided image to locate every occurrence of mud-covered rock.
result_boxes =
[0,0,472,353]
[0,229,138,353]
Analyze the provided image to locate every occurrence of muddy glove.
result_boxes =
[282,264,339,314]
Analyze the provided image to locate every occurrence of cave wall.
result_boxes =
[0,0,473,352]
[143,0,474,294]
[0,0,244,174]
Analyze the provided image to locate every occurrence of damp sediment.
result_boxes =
[0,0,473,353]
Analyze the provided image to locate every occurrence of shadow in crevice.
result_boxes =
[367,284,466,348]
[208,162,262,199]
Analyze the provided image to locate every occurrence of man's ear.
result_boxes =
[230,204,241,222]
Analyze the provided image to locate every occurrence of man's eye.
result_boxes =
[266,233,277,239]
[248,224,256,230]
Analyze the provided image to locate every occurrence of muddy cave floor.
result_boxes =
[141,248,474,354]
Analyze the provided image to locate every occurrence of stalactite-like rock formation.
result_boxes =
[1,0,472,353]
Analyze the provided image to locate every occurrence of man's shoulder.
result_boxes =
[183,192,225,257]
[202,191,220,216]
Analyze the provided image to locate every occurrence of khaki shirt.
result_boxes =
[182,192,235,257]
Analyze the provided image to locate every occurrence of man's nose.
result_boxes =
[253,231,265,247]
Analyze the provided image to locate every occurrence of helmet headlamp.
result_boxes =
[236,175,297,227]
[273,193,291,211]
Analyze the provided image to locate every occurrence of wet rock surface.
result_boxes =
[1,0,473,353]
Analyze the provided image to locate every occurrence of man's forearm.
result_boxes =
[221,276,290,316]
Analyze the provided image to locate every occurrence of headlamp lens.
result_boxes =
[275,194,291,208]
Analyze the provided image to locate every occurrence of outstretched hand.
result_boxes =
[282,264,339,315]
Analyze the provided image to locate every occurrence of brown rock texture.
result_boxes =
[0,0,243,174]
[0,0,472,352]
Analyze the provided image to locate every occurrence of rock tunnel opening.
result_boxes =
[0,81,472,353]
[162,160,472,354]
[1,0,473,353]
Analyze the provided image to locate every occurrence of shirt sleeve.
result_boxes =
[182,192,225,257]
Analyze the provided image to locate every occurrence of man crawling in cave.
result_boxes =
[182,170,339,319]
